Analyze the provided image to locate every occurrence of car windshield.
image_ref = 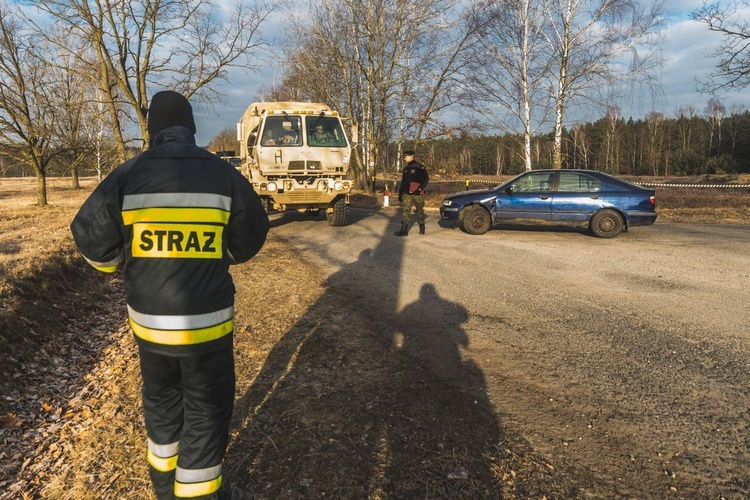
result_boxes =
[260,116,301,147]
[305,116,348,147]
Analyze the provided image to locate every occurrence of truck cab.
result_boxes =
[237,102,356,226]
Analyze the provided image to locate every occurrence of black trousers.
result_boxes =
[138,344,235,499]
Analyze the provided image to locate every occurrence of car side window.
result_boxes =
[510,172,555,193]
[557,173,602,192]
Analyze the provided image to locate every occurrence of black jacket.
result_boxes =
[71,126,270,356]
[398,160,429,196]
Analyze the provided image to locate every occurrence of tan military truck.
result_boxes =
[236,101,356,226]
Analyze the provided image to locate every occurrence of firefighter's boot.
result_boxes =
[419,223,425,235]
[395,223,409,236]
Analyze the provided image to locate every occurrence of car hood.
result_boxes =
[444,188,498,203]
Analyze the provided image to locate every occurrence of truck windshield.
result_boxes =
[305,116,348,147]
[260,116,301,147]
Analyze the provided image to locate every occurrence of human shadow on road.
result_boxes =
[224,211,571,497]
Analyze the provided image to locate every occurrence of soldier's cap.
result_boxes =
[404,150,415,156]
[148,91,196,134]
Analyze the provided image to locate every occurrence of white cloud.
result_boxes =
[194,0,750,142]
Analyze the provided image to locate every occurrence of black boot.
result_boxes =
[419,223,425,235]
[395,223,409,236]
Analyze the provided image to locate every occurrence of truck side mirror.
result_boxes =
[350,123,358,146]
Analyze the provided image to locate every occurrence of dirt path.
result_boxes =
[264,209,750,498]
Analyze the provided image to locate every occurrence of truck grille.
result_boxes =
[287,191,327,202]
[287,160,322,171]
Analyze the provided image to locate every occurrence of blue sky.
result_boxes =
[10,0,750,145]
[192,0,750,145]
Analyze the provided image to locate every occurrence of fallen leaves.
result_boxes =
[1,414,20,429]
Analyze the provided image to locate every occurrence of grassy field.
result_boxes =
[1,174,749,497]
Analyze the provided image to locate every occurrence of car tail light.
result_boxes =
[649,196,656,207]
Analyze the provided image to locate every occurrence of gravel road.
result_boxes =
[268,208,750,498]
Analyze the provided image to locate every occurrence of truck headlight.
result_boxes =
[267,182,278,192]
[334,181,343,190]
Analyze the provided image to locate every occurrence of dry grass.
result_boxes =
[1,174,749,499]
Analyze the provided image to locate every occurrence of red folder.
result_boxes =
[409,182,421,193]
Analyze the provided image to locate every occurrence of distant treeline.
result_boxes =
[396,110,750,178]
[3,111,749,181]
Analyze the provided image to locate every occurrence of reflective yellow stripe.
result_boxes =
[92,263,121,273]
[122,207,230,225]
[128,306,234,331]
[174,476,222,498]
[148,449,178,472]
[130,317,233,345]
[83,254,123,273]
[131,223,223,259]
[176,464,222,483]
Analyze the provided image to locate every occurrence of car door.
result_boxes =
[550,172,604,223]
[493,171,555,222]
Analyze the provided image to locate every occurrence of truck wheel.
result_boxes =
[327,198,350,226]
[261,197,272,214]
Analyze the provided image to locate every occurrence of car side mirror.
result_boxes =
[504,186,514,194]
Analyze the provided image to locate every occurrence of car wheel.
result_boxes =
[461,205,491,235]
[590,209,623,238]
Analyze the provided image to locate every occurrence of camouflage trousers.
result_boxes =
[401,194,426,225]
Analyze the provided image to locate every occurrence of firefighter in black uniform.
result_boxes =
[396,150,429,236]
[71,91,270,499]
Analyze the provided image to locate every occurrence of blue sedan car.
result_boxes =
[440,169,657,238]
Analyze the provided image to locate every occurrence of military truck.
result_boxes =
[236,102,356,226]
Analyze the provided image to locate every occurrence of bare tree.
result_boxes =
[693,1,750,94]
[459,147,472,175]
[570,124,590,169]
[28,0,273,161]
[544,0,665,168]
[0,5,58,206]
[495,143,506,175]
[705,97,726,156]
[281,0,470,187]
[464,0,551,172]
[601,106,621,173]
[87,94,120,182]
[726,102,747,156]
[403,7,478,148]
[644,111,664,176]
[206,127,240,154]
[675,104,698,152]
[45,33,99,189]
